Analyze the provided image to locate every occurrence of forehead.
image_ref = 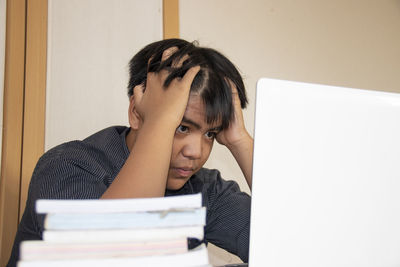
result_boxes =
[183,94,222,129]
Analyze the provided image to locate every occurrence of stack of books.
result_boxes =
[17,193,210,267]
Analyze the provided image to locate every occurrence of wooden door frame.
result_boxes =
[0,0,28,265]
[163,0,179,39]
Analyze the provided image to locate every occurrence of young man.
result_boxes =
[7,39,253,266]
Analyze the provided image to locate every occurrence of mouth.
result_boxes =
[171,166,194,178]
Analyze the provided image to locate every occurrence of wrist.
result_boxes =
[226,131,253,152]
[142,114,180,132]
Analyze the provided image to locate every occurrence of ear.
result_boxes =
[128,95,142,130]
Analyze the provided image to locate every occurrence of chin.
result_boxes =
[166,179,188,191]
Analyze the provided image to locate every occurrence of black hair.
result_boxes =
[127,39,247,129]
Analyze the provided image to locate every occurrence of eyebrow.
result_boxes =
[181,117,222,132]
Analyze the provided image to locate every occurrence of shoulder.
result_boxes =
[31,126,129,198]
[190,168,250,207]
[191,168,242,192]
[38,126,128,166]
[45,126,127,154]
[18,127,130,248]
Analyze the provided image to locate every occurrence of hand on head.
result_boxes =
[216,82,250,149]
[132,47,200,129]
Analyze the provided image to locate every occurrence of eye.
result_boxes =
[176,125,189,134]
[205,131,217,139]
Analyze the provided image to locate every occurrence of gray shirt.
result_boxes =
[8,126,251,266]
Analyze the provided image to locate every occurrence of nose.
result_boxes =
[181,134,202,160]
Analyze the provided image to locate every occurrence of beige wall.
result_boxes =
[45,0,163,150]
[180,0,400,264]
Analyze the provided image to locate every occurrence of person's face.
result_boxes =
[167,94,222,190]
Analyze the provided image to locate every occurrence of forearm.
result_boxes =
[227,133,254,189]
[101,121,176,199]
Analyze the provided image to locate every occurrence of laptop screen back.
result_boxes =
[249,78,400,267]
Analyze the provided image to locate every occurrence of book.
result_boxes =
[18,193,210,267]
[42,225,204,243]
[20,238,188,261]
[44,207,206,230]
[17,243,210,267]
[36,193,202,214]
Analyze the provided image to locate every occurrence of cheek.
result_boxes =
[170,138,182,159]
[200,140,214,162]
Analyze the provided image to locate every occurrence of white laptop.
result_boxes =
[249,78,400,267]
